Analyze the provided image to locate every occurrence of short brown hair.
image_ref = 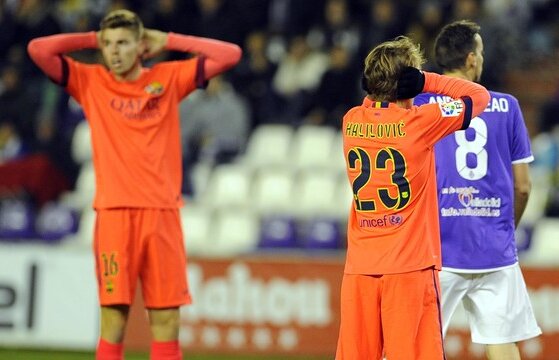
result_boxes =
[363,36,425,102]
[435,20,480,71]
[100,9,144,39]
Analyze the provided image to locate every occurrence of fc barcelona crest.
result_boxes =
[144,81,164,95]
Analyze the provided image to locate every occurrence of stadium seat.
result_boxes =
[330,131,347,174]
[520,217,559,266]
[0,200,35,240]
[59,161,96,211]
[71,208,96,248]
[519,168,551,226]
[335,175,353,220]
[241,124,293,168]
[301,217,342,250]
[292,169,339,219]
[290,125,337,170]
[210,209,260,256]
[35,202,79,243]
[251,167,295,215]
[259,215,298,248]
[181,204,212,256]
[71,120,92,164]
[201,163,252,209]
[188,160,213,199]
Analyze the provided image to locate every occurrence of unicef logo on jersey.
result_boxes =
[359,214,404,228]
[389,215,402,225]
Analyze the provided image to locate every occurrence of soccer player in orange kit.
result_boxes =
[27,9,241,360]
[336,36,490,359]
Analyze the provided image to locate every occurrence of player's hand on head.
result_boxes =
[396,66,425,99]
[142,29,168,59]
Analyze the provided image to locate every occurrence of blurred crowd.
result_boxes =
[1,0,559,217]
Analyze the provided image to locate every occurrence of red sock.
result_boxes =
[150,340,182,360]
[96,338,124,360]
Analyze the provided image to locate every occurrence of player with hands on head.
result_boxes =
[27,9,241,360]
[336,35,490,360]
[414,20,541,360]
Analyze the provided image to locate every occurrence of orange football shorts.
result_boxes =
[93,208,191,308]
[336,268,445,360]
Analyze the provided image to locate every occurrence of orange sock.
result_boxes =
[150,340,182,360]
[96,338,123,360]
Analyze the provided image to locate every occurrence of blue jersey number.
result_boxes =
[347,147,410,212]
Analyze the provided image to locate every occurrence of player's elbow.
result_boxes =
[515,179,532,199]
[471,87,490,117]
[27,39,41,62]
[225,44,242,68]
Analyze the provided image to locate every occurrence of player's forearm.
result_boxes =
[165,33,242,79]
[27,32,98,83]
[514,189,530,227]
[513,164,532,227]
[423,72,490,117]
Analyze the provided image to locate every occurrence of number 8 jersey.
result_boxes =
[414,91,533,271]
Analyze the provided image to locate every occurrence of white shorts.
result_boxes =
[440,264,542,344]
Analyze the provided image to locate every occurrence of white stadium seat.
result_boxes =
[521,218,559,266]
[201,164,252,209]
[250,167,295,215]
[242,124,293,168]
[71,120,92,164]
[181,204,212,256]
[335,175,353,220]
[292,170,339,218]
[329,132,347,174]
[290,125,336,170]
[209,209,260,256]
[59,161,95,211]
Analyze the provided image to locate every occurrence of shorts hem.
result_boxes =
[472,328,542,345]
[99,301,133,307]
[144,296,192,309]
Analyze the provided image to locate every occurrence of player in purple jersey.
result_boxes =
[414,21,541,359]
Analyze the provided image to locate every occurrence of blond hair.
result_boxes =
[100,9,144,39]
[363,36,426,101]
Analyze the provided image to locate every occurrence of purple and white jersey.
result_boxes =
[414,91,533,271]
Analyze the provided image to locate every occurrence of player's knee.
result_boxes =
[149,308,180,341]
[100,305,129,343]
[485,343,521,360]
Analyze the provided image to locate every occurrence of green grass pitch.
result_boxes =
[0,348,331,360]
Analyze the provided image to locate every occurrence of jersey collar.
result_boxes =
[362,97,391,108]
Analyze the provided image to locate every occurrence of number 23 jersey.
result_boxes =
[343,97,472,275]
[415,92,533,271]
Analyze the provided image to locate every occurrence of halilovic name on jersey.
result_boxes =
[414,92,533,271]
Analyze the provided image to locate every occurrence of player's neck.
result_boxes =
[113,62,143,82]
[443,70,473,82]
[365,95,412,109]
[397,99,413,109]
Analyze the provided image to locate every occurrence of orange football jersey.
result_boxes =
[343,95,472,275]
[65,57,200,209]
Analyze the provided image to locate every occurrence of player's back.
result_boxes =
[414,91,533,270]
[343,97,471,275]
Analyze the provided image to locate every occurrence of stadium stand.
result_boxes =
[0,0,556,259]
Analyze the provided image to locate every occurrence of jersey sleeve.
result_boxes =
[509,96,534,163]
[416,96,473,147]
[64,56,90,104]
[170,58,202,99]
